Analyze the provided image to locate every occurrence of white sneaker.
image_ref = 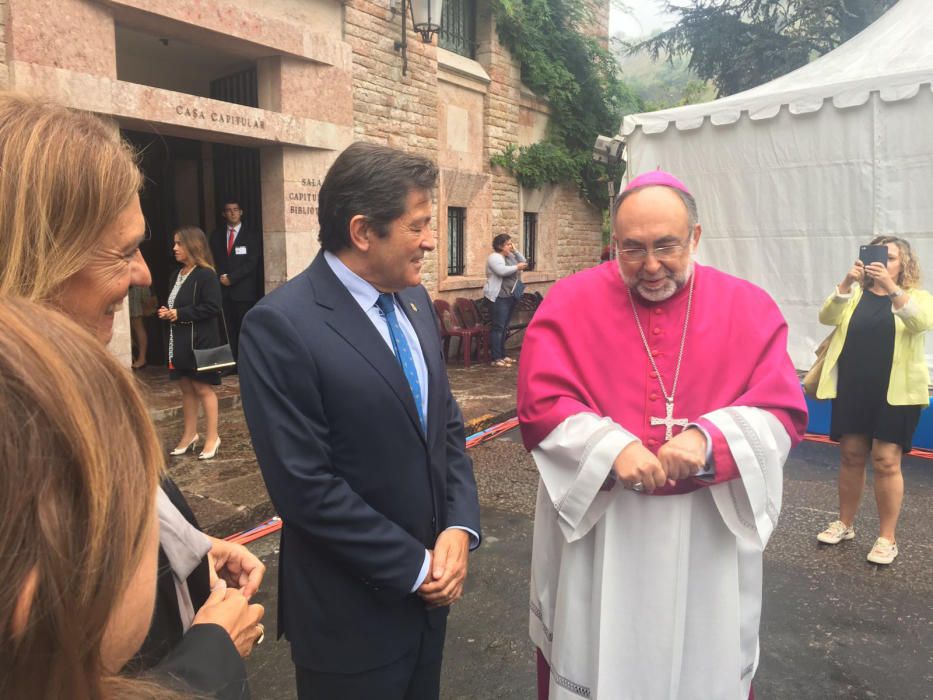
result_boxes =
[867,537,898,565]
[817,520,855,544]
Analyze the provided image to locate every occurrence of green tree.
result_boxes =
[635,0,899,96]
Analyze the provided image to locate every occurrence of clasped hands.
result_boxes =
[156,306,178,322]
[612,428,708,494]
[418,528,470,610]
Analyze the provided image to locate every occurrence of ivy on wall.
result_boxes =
[488,0,643,210]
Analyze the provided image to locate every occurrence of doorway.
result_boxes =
[122,129,263,365]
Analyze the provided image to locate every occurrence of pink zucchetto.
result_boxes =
[624,170,692,197]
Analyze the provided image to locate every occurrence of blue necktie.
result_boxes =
[376,293,426,432]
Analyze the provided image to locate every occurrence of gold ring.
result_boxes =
[255,623,265,646]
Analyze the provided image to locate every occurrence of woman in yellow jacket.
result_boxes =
[815,236,933,564]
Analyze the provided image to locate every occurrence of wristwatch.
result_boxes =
[888,288,904,299]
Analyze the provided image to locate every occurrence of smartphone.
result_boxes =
[859,245,888,267]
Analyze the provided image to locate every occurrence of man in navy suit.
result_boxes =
[238,142,481,700]
[211,199,261,363]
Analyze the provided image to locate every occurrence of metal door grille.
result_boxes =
[209,67,258,108]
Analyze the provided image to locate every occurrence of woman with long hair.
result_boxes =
[0,91,263,693]
[159,227,225,460]
[815,235,933,564]
[0,298,168,698]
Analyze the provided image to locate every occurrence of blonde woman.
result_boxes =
[0,299,169,697]
[159,227,224,460]
[0,92,262,691]
[815,235,933,564]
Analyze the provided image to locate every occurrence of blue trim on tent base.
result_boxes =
[803,387,933,449]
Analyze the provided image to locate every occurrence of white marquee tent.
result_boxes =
[619,0,933,371]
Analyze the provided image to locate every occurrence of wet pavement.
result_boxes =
[140,364,933,698]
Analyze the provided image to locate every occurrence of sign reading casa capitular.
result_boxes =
[175,105,266,130]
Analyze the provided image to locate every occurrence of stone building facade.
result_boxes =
[1,0,606,361]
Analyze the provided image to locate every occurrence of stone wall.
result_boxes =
[322,1,607,300]
[477,2,522,248]
[344,0,442,288]
[555,184,604,277]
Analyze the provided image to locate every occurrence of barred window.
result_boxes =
[439,0,476,59]
[523,212,538,271]
[448,207,466,276]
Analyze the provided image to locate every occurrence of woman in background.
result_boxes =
[159,227,224,461]
[129,283,154,368]
[484,233,528,368]
[816,235,933,564]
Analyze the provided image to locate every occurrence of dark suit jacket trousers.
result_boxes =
[237,252,481,674]
[211,226,261,303]
[166,266,223,370]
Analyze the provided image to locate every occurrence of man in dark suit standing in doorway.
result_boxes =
[237,142,481,700]
[211,199,260,364]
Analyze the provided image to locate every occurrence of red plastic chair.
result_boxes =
[433,299,488,368]
[454,298,491,363]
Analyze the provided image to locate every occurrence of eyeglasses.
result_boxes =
[617,238,691,262]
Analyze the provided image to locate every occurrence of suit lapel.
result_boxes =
[309,254,426,442]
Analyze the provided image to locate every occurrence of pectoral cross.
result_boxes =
[651,400,688,441]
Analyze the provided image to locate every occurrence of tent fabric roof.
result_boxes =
[621,0,933,135]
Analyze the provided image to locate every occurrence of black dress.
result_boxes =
[167,266,224,386]
[830,291,921,451]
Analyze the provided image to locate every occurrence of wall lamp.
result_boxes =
[592,134,626,202]
[394,0,444,75]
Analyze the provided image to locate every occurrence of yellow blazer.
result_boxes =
[816,285,933,405]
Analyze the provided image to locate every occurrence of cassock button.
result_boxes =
[654,308,663,315]
[647,438,657,447]
[652,327,661,335]
[650,371,658,378]
[651,349,660,357]
[650,393,659,401]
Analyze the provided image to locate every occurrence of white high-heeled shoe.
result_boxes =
[198,437,221,460]
[170,434,199,456]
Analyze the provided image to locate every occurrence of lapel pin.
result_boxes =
[410,302,418,312]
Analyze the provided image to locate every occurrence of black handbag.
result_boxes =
[193,343,236,372]
[188,282,236,372]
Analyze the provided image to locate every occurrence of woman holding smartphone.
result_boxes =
[814,235,933,564]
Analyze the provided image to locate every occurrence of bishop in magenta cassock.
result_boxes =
[517,171,808,700]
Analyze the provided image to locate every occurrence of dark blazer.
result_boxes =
[168,266,223,370]
[130,479,250,699]
[211,225,261,303]
[238,252,481,675]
